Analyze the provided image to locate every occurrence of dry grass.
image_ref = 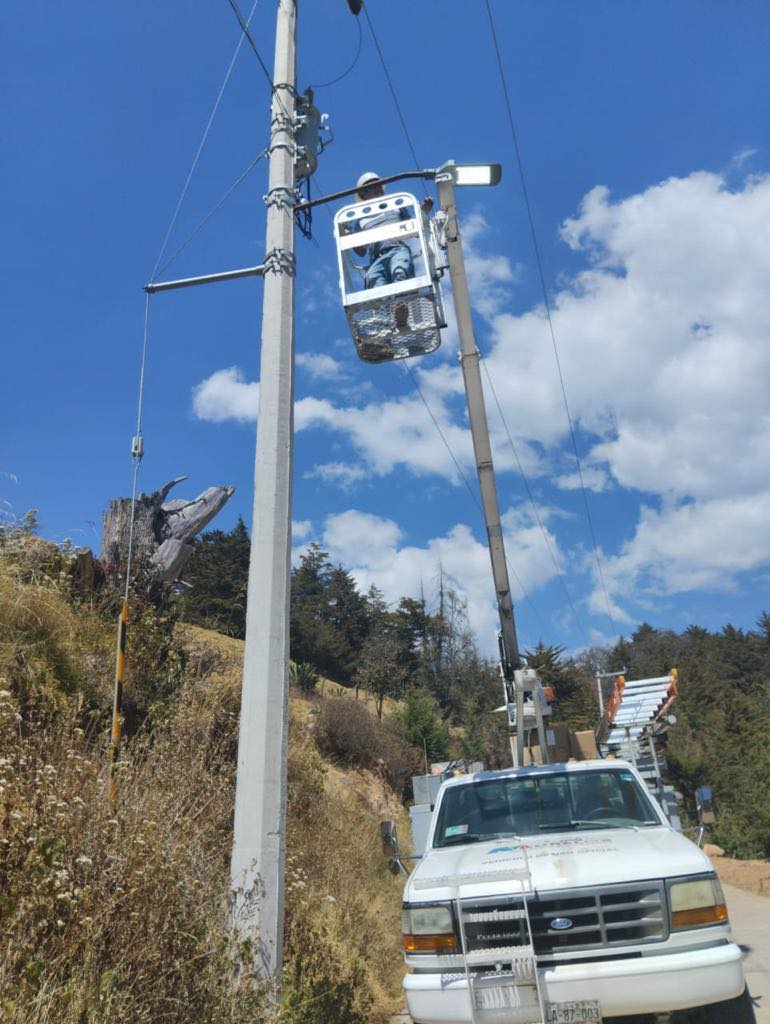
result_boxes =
[0,561,408,1024]
[710,854,770,898]
[0,688,270,1024]
[0,559,111,717]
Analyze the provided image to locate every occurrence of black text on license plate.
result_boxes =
[545,1000,602,1023]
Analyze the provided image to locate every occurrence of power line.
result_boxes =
[312,14,362,89]
[483,0,617,637]
[156,149,268,278]
[478,352,590,645]
[225,0,284,109]
[150,0,260,282]
[361,3,429,196]
[399,360,548,637]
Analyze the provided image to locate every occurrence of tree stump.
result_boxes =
[100,477,235,584]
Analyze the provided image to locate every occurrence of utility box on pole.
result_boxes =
[230,0,296,981]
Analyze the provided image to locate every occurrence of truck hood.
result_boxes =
[405,827,712,902]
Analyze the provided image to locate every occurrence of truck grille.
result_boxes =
[460,881,667,958]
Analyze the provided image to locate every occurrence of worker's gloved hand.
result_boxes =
[421,197,434,215]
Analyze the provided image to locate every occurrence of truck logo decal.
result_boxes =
[549,917,574,930]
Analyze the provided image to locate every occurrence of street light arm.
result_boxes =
[294,169,435,212]
[294,161,500,213]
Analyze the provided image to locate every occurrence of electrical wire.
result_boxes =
[156,149,268,278]
[312,15,362,89]
[400,359,547,637]
[225,0,292,121]
[150,0,260,282]
[483,0,617,636]
[123,292,151,602]
[479,353,590,644]
[361,3,429,196]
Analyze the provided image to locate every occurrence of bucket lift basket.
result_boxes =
[334,192,446,363]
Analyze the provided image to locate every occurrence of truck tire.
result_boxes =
[675,986,756,1023]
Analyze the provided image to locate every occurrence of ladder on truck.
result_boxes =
[413,846,545,1024]
[597,669,681,826]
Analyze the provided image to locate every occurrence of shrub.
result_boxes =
[315,696,420,798]
[284,718,405,1024]
[290,661,319,696]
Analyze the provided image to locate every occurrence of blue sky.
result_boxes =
[2,1,769,655]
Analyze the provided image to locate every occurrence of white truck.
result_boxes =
[374,168,752,1022]
[383,759,752,1024]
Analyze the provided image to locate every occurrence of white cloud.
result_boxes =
[320,506,564,653]
[554,466,609,493]
[304,461,369,489]
[296,393,475,480]
[192,367,259,423]
[462,211,522,318]
[296,352,346,380]
[594,492,770,615]
[292,519,313,540]
[476,170,770,613]
[485,172,770,498]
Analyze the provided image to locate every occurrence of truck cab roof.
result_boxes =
[441,758,635,789]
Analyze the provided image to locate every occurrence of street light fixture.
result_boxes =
[438,162,502,187]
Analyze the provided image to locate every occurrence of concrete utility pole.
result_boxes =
[436,170,529,767]
[230,0,296,980]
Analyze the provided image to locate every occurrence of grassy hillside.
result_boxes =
[0,538,408,1024]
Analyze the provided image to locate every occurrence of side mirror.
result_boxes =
[380,820,405,874]
[695,786,715,826]
[380,819,399,857]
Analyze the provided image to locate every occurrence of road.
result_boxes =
[724,882,770,1024]
[391,883,770,1023]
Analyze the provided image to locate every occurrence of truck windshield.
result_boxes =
[433,769,660,847]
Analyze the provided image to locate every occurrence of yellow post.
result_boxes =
[108,599,128,806]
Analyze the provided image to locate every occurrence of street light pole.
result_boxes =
[436,169,531,768]
[230,0,296,980]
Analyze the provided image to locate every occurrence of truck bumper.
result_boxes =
[404,941,745,1023]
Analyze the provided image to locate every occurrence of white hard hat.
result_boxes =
[356,170,381,196]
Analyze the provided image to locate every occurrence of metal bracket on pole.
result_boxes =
[264,185,299,211]
[144,264,265,294]
[263,248,296,276]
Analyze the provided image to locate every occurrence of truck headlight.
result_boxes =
[402,904,457,953]
[668,875,728,929]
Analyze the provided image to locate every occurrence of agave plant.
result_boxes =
[290,661,319,695]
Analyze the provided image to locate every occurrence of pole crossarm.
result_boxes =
[144,264,265,294]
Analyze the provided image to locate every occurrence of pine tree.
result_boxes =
[180,519,250,638]
[526,642,596,729]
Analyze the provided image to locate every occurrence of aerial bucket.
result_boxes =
[334,192,446,363]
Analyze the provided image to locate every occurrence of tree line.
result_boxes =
[181,521,770,857]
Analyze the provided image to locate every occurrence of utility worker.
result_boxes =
[353,171,433,290]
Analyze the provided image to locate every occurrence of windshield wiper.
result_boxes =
[439,832,506,847]
[538,819,650,831]
[568,819,638,829]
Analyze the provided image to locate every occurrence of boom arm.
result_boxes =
[436,168,547,766]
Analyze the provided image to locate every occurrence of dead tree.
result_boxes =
[101,477,235,584]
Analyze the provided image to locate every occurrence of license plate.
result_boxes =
[473,984,539,1011]
[545,1000,602,1023]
